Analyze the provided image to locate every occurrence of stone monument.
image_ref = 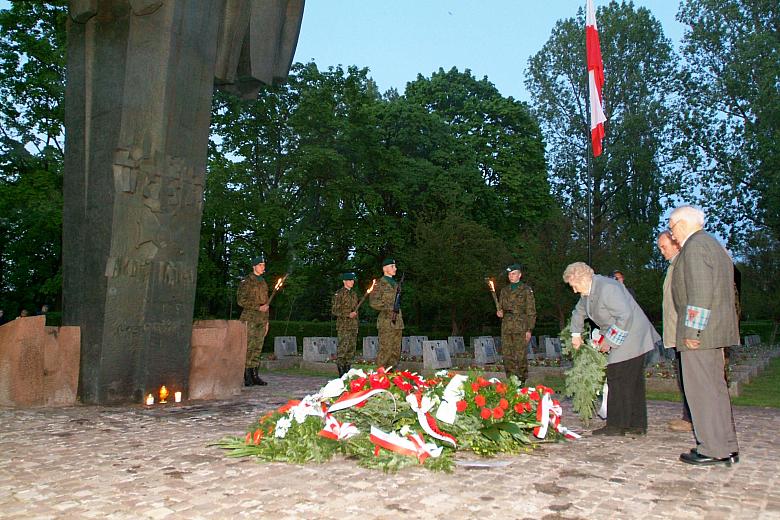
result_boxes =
[63,0,305,403]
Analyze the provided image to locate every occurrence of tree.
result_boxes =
[0,2,66,315]
[676,0,780,248]
[406,213,513,335]
[525,1,679,285]
[404,67,552,235]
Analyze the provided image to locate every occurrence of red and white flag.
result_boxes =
[586,0,607,157]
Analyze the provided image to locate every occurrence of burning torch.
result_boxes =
[353,279,377,312]
[267,273,290,305]
[487,278,501,313]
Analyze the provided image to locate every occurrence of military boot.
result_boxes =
[336,364,345,377]
[244,368,254,387]
[250,367,268,386]
[343,364,351,375]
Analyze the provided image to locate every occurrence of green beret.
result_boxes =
[251,254,266,266]
[382,258,395,266]
[341,272,356,280]
[506,263,523,273]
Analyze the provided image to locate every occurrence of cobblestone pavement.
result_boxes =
[2,373,779,520]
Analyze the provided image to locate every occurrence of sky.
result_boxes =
[293,0,686,102]
[0,0,685,102]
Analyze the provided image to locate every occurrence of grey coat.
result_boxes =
[570,275,659,364]
[671,230,738,351]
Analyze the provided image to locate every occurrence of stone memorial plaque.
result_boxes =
[401,336,411,355]
[474,336,498,365]
[326,337,338,355]
[492,336,502,354]
[362,336,379,360]
[408,336,427,357]
[544,337,560,359]
[274,336,298,357]
[423,340,452,370]
[447,336,466,356]
[303,337,334,362]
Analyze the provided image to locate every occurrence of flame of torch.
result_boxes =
[487,278,501,313]
[354,279,377,312]
[267,273,290,306]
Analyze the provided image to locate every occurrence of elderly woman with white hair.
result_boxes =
[563,262,660,436]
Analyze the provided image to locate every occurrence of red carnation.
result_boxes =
[480,407,492,419]
[499,398,509,410]
[471,383,481,392]
[492,407,505,419]
[474,394,486,407]
[476,376,490,388]
[495,383,507,394]
[350,378,367,392]
[456,400,468,412]
[253,429,263,444]
[529,391,540,401]
[514,402,524,414]
[524,402,533,412]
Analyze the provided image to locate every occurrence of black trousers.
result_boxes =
[606,353,647,430]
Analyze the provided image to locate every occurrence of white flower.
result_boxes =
[320,378,346,399]
[435,369,450,377]
[290,395,325,424]
[344,368,366,379]
[275,416,292,438]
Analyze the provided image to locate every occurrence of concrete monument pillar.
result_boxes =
[63,0,304,403]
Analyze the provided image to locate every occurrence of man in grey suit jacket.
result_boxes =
[669,206,739,466]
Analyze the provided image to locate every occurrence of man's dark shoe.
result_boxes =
[623,427,647,436]
[244,368,255,387]
[250,368,268,386]
[680,450,739,466]
[591,425,625,436]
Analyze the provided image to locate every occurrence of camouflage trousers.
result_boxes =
[502,332,529,383]
[244,320,267,369]
[336,328,358,365]
[376,327,402,370]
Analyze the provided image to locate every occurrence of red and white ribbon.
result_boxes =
[406,393,457,447]
[533,393,580,440]
[318,413,359,441]
[369,426,442,463]
[327,388,394,413]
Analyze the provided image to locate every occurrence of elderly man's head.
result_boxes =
[562,262,595,295]
[657,230,680,261]
[668,205,705,243]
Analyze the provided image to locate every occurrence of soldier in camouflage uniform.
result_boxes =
[331,272,360,376]
[496,263,536,383]
[237,255,269,386]
[370,258,403,369]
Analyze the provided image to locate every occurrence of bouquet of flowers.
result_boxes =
[213,367,579,472]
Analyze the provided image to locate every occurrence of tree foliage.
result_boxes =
[676,0,780,248]
[0,2,65,316]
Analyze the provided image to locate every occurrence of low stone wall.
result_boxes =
[0,316,80,407]
[189,320,246,401]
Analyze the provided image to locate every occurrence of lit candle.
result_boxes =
[145,393,154,406]
[174,391,182,403]
[159,385,169,403]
